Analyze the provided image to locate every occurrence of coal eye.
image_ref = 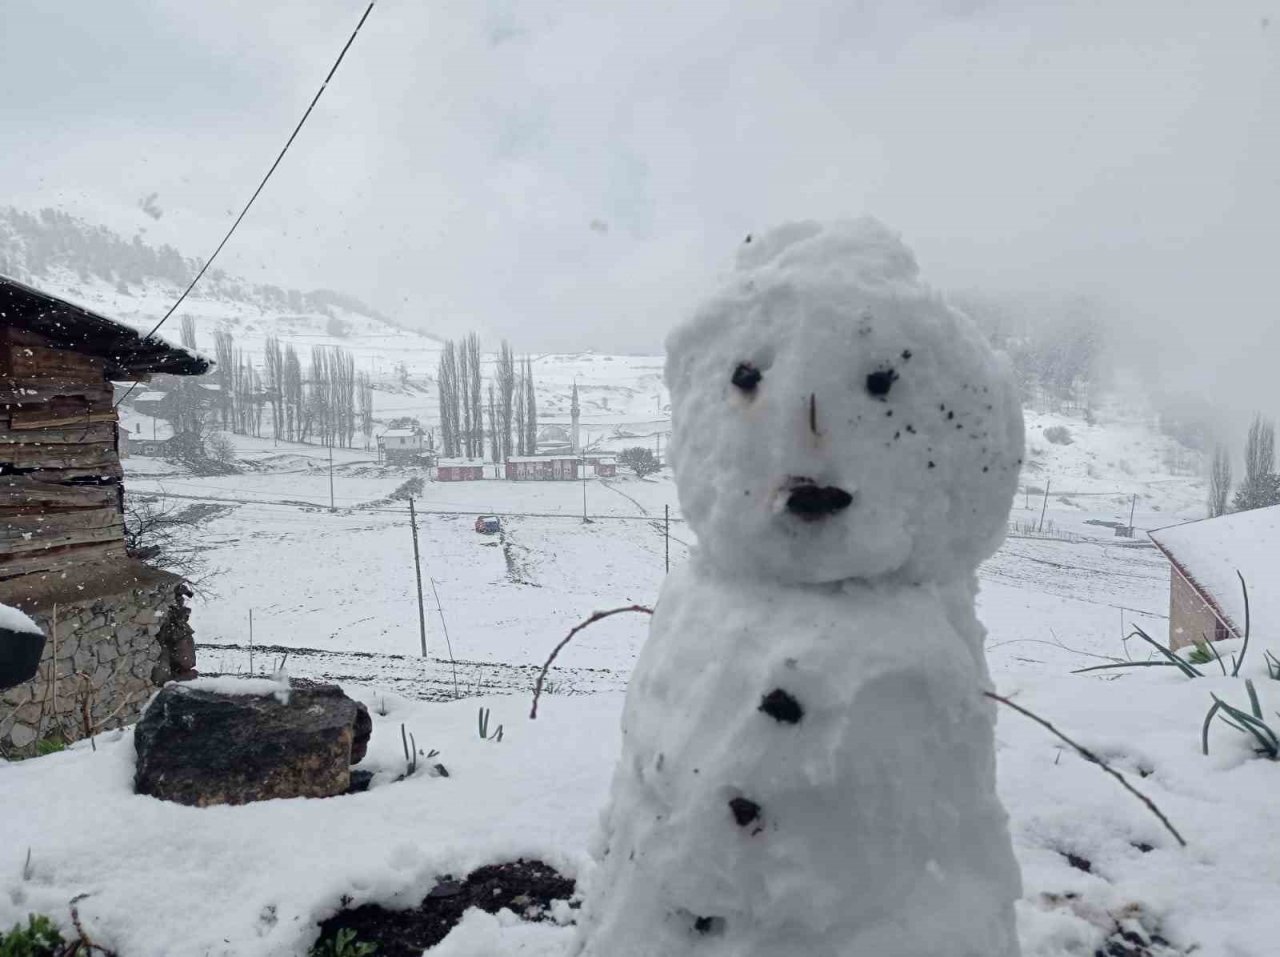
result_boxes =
[865,367,898,399]
[732,362,762,392]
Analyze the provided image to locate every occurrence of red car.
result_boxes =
[474,515,501,535]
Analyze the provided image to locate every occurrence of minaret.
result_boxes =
[570,381,581,453]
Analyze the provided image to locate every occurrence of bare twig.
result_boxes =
[985,691,1187,847]
[529,605,653,719]
[69,893,118,955]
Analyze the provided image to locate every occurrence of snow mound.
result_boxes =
[665,217,1024,585]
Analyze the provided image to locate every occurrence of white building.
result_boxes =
[377,428,427,464]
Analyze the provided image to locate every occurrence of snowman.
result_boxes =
[574,219,1024,957]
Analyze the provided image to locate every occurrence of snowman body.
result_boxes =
[575,219,1024,957]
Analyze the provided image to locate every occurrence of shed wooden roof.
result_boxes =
[0,275,210,379]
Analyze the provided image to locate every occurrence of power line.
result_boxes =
[115,1,376,409]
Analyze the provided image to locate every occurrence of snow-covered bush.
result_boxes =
[1044,425,1073,445]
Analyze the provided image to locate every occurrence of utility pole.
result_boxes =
[1038,479,1051,533]
[581,454,589,523]
[408,498,428,657]
[664,504,670,572]
[328,445,335,512]
[248,608,254,676]
[1128,493,1137,538]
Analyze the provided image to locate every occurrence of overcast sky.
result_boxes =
[2,0,1277,402]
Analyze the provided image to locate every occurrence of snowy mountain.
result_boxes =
[0,207,671,437]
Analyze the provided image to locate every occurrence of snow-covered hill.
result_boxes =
[1,207,672,439]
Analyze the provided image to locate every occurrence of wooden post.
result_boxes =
[328,445,335,512]
[248,608,254,675]
[1128,493,1137,538]
[582,455,589,523]
[409,498,428,657]
[1038,479,1051,533]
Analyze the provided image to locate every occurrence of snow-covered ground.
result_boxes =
[9,262,1276,955]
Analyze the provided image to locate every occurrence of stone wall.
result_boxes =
[0,561,195,757]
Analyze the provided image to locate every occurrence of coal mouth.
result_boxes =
[785,483,853,519]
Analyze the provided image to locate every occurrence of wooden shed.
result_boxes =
[435,458,486,482]
[1,275,209,578]
[0,275,210,754]
[505,455,581,481]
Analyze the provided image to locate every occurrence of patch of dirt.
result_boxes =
[314,859,574,956]
[500,529,540,587]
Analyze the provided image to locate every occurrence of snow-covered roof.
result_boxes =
[1149,504,1280,640]
[0,274,210,379]
[379,429,419,439]
[133,391,169,403]
[437,458,486,467]
[507,455,579,463]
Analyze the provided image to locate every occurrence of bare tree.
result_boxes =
[513,357,527,456]
[1233,414,1280,512]
[1208,445,1232,518]
[438,341,461,457]
[283,345,303,442]
[466,333,483,459]
[179,315,197,352]
[263,336,284,440]
[524,356,538,455]
[213,330,235,430]
[487,383,499,463]
[358,371,374,450]
[497,341,516,461]
[124,493,211,586]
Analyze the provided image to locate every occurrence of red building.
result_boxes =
[585,455,618,478]
[506,455,581,481]
[435,459,486,482]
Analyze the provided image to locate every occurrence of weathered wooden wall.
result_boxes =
[0,326,128,579]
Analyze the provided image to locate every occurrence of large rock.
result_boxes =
[134,678,370,806]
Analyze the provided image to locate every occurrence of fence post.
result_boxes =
[409,498,428,657]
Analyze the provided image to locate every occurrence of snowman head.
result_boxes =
[665,219,1024,585]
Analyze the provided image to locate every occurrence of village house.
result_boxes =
[1148,504,1280,651]
[118,406,176,457]
[377,427,430,465]
[0,275,210,755]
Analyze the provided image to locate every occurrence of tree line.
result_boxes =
[436,337,539,461]
[1207,414,1280,517]
[165,317,375,451]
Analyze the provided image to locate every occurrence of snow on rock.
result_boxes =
[181,673,293,703]
[0,602,41,635]
[665,217,1023,585]
[0,691,620,957]
[575,220,1024,956]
